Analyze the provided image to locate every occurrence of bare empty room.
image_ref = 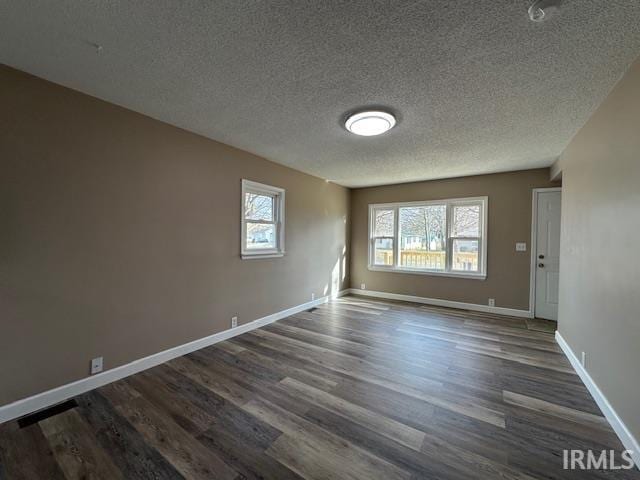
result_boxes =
[1,1,640,479]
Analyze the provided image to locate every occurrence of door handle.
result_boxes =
[538,263,545,268]
[538,254,544,259]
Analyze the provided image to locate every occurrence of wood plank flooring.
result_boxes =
[1,295,637,479]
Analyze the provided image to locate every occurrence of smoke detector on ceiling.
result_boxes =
[528,0,562,22]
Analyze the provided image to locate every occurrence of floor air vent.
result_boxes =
[18,399,78,428]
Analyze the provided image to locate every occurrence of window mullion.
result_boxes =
[246,219,276,225]
[393,206,399,268]
[451,236,480,241]
[369,207,375,266]
[445,202,452,272]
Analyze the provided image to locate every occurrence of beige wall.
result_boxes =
[555,58,640,442]
[350,169,559,310]
[0,65,350,405]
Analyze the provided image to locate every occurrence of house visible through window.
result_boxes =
[241,179,285,259]
[369,197,487,278]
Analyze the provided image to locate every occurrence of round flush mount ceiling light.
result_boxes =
[528,0,561,22]
[345,110,396,136]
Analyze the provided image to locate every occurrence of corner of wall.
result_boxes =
[549,158,563,182]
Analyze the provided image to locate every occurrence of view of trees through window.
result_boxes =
[371,201,483,273]
[451,205,480,271]
[399,205,446,269]
[372,209,394,265]
[245,192,276,249]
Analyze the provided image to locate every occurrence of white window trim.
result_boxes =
[241,179,285,259]
[367,196,488,280]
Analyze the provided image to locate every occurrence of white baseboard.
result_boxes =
[0,290,348,424]
[556,331,640,468]
[348,288,533,318]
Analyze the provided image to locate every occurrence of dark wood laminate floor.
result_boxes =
[1,296,637,479]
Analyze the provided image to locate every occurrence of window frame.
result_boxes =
[370,207,397,269]
[368,196,488,279]
[241,179,285,259]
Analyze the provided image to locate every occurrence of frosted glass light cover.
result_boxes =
[345,111,396,136]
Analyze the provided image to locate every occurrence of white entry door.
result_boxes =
[534,190,561,320]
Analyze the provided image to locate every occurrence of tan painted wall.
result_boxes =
[0,65,350,405]
[350,169,559,310]
[555,58,640,442]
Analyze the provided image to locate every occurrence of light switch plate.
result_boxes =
[515,242,527,252]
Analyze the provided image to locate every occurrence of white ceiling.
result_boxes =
[1,1,640,187]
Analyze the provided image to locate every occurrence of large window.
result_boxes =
[241,179,285,259]
[369,197,487,279]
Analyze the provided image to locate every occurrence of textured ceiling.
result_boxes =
[1,1,640,187]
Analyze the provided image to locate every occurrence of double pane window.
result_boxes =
[241,180,285,258]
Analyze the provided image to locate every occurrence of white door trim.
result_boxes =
[529,187,562,318]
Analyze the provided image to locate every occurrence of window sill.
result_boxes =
[367,265,486,280]
[242,251,285,260]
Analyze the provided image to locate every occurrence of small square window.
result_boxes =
[241,180,285,259]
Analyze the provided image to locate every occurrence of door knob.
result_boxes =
[538,254,544,259]
[538,263,544,268]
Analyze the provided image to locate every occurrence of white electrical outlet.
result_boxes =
[581,351,586,367]
[231,316,238,328]
[515,242,527,252]
[488,298,495,307]
[90,357,103,375]
[361,283,366,290]
[311,293,315,301]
